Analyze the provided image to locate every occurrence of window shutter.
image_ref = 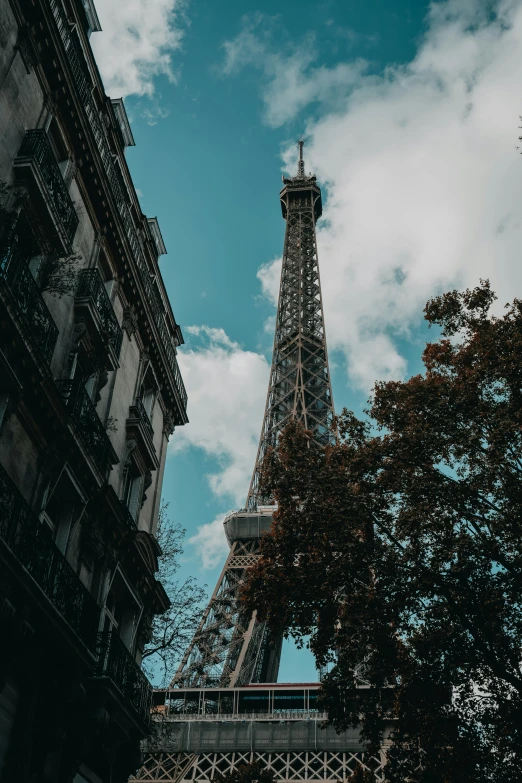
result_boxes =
[127,475,144,522]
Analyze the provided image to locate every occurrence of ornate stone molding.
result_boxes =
[123,438,138,468]
[71,319,88,353]
[162,411,175,437]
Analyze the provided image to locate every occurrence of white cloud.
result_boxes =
[91,0,186,98]
[171,326,269,505]
[257,256,281,307]
[188,511,230,570]
[221,16,367,127]
[232,0,522,390]
[137,100,171,125]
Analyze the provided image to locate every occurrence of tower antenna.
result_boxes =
[297,137,305,177]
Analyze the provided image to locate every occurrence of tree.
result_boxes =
[212,760,275,783]
[347,765,377,783]
[141,502,206,686]
[242,281,522,782]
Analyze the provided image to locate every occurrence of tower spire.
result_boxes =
[297,137,305,178]
[171,151,334,689]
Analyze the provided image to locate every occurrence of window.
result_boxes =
[28,254,45,284]
[83,372,97,402]
[103,570,142,650]
[139,365,158,422]
[142,387,155,418]
[77,526,107,603]
[104,278,116,300]
[72,361,106,406]
[42,489,74,554]
[79,558,94,591]
[46,118,72,183]
[40,468,86,557]
[123,466,144,523]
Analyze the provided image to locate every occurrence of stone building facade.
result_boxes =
[0,0,188,780]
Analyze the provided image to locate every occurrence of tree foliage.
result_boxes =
[242,282,522,782]
[38,251,81,297]
[142,503,206,686]
[212,761,275,783]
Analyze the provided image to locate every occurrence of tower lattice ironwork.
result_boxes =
[171,141,335,690]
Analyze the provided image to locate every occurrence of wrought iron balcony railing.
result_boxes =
[95,631,152,724]
[119,499,138,531]
[0,462,100,651]
[14,129,78,251]
[47,0,188,423]
[76,268,123,360]
[134,398,154,441]
[56,379,118,479]
[0,237,58,364]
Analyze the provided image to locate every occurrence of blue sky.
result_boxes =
[92,0,522,682]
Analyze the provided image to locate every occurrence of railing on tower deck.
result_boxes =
[0,237,58,365]
[0,462,100,651]
[160,711,329,722]
[76,268,123,359]
[95,631,153,724]
[47,0,188,421]
[15,129,78,249]
[56,379,118,478]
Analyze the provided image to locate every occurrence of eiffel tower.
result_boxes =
[132,144,388,783]
[171,140,335,689]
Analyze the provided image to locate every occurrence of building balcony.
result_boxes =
[56,379,118,479]
[0,462,100,652]
[13,129,78,253]
[95,631,152,726]
[0,239,58,365]
[75,268,123,368]
[126,398,158,471]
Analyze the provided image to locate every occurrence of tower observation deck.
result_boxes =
[132,145,388,782]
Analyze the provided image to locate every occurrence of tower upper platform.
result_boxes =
[280,140,323,221]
